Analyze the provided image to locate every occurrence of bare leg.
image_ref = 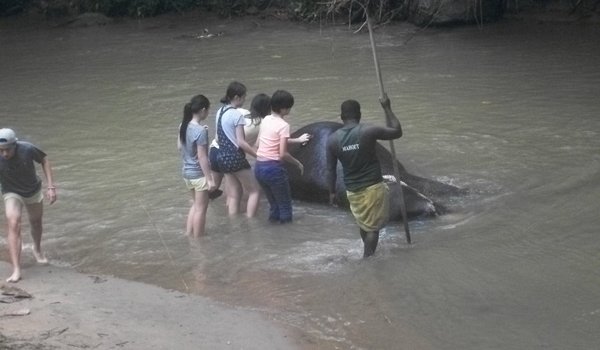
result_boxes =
[360,228,380,258]
[212,171,223,189]
[4,198,23,282]
[221,175,231,207]
[224,174,242,216]
[26,202,47,264]
[235,168,260,218]
[186,190,196,235]
[190,190,209,238]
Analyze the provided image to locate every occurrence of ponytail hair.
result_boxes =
[220,81,247,104]
[249,93,271,126]
[180,94,210,144]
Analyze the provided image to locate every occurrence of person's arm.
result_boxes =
[282,152,303,175]
[251,126,261,151]
[288,133,311,144]
[280,135,304,175]
[197,144,216,191]
[41,157,57,204]
[325,137,338,206]
[368,93,403,140]
[243,123,260,150]
[235,125,257,158]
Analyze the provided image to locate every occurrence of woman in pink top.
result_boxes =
[254,90,309,223]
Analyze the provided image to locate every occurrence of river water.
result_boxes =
[1,14,599,349]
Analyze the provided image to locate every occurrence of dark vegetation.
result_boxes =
[1,0,599,22]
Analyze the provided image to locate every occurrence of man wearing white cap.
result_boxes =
[0,128,56,282]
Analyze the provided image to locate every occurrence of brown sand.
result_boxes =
[0,262,299,349]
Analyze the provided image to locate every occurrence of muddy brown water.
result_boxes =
[1,14,599,349]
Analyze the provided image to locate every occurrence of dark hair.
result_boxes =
[180,94,210,143]
[249,93,271,126]
[341,99,361,122]
[270,90,294,114]
[220,81,247,104]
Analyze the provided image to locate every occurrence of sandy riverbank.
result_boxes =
[0,262,300,350]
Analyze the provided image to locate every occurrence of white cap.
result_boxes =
[0,128,17,147]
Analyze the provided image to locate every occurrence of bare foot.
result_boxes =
[33,250,48,264]
[6,271,21,283]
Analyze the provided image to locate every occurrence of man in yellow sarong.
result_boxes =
[326,95,403,257]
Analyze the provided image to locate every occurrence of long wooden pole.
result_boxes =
[366,12,412,244]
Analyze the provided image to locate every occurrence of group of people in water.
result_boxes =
[0,79,403,283]
[178,80,404,258]
[178,81,311,238]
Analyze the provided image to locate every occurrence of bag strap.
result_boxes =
[215,105,235,142]
[217,106,235,127]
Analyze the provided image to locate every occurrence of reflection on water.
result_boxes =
[1,16,600,349]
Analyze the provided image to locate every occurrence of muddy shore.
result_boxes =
[0,262,302,350]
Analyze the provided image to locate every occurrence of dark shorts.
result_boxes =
[217,148,251,173]
[209,146,221,173]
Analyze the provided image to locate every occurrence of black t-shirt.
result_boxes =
[0,142,46,197]
[333,125,382,192]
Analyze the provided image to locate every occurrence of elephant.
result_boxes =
[284,121,466,221]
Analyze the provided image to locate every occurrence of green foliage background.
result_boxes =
[1,0,597,20]
[0,0,287,18]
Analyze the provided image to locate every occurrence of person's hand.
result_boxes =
[298,133,311,144]
[46,187,57,204]
[328,193,337,207]
[297,161,304,176]
[207,178,217,192]
[379,93,391,109]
